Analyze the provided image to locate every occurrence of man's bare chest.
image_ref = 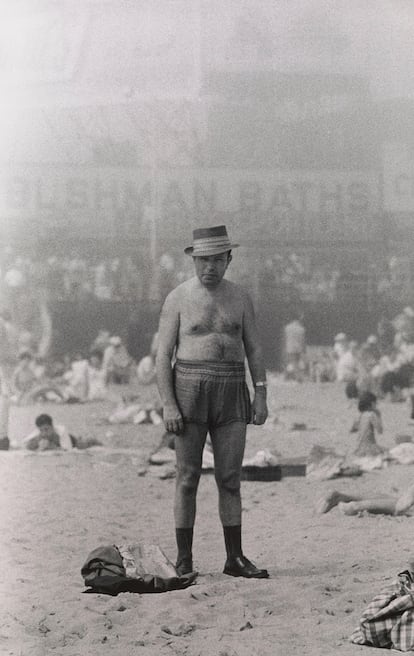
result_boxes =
[181,300,243,337]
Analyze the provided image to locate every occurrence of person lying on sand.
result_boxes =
[22,413,100,451]
[316,484,414,516]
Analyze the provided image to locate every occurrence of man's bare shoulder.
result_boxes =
[163,278,198,305]
[222,279,252,303]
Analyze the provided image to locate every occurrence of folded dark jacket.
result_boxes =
[81,544,197,595]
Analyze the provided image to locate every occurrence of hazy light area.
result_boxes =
[0,1,414,362]
[1,1,414,101]
[261,0,414,99]
[0,1,412,249]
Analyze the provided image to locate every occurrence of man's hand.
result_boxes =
[38,438,50,451]
[251,392,268,425]
[163,404,184,435]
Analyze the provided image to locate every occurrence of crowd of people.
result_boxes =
[258,252,340,304]
[0,326,163,452]
[0,247,190,306]
[2,221,414,602]
[283,306,414,412]
[258,251,413,306]
[6,330,161,406]
[331,307,414,409]
[1,246,412,309]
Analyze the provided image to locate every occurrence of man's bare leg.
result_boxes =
[315,490,362,514]
[315,488,414,516]
[210,421,246,525]
[210,421,268,578]
[174,422,208,526]
[338,497,397,515]
[173,423,207,574]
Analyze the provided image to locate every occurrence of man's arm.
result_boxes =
[242,291,268,425]
[22,430,40,450]
[155,291,184,434]
[57,424,74,450]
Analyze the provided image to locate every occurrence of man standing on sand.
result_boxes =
[156,225,269,579]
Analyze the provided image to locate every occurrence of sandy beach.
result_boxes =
[1,379,414,656]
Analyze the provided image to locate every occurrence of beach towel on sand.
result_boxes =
[81,543,197,595]
[350,570,414,651]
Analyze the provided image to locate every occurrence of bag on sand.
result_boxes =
[81,543,197,595]
[350,570,414,651]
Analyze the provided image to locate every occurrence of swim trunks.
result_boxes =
[174,360,251,428]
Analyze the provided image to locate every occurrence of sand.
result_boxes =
[1,379,414,656]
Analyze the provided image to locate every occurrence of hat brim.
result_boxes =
[184,243,239,256]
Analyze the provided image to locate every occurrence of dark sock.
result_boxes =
[223,525,242,559]
[175,527,194,563]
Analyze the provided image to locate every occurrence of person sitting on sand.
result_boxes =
[316,484,414,516]
[103,336,132,384]
[22,413,101,451]
[352,391,385,458]
[11,350,66,405]
[136,332,158,386]
[86,350,107,401]
[11,350,38,400]
[90,330,111,357]
[59,354,90,403]
[135,332,163,425]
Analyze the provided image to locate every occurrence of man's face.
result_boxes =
[193,252,231,288]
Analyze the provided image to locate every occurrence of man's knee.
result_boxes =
[215,469,241,495]
[176,466,201,496]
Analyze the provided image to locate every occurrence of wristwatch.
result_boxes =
[255,381,267,388]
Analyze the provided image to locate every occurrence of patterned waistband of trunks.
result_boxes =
[174,359,246,380]
[173,359,251,427]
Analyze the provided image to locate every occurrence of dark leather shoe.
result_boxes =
[176,558,194,576]
[223,555,269,579]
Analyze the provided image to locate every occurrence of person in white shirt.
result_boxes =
[283,316,306,381]
[22,413,101,450]
[87,350,107,401]
[62,356,89,402]
[23,414,73,451]
[103,336,132,384]
[136,332,158,385]
[335,340,359,383]
[333,333,348,359]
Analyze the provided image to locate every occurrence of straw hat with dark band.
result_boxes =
[184,225,239,257]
